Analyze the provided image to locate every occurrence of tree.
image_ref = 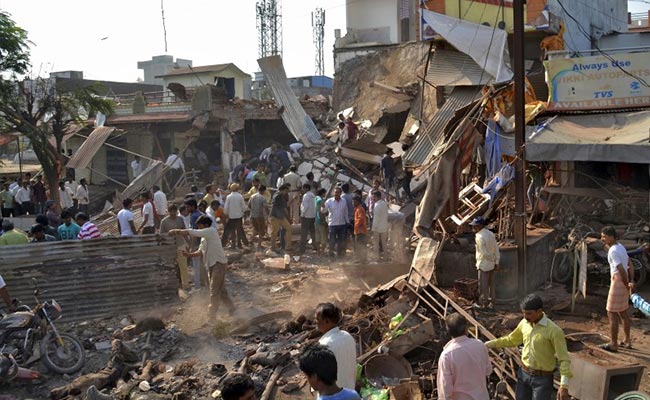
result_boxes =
[0,12,113,211]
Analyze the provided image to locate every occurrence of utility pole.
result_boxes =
[312,8,326,76]
[513,0,527,296]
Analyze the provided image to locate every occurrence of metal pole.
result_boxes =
[513,0,527,297]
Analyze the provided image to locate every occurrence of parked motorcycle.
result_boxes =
[0,279,85,374]
[552,225,648,287]
[0,352,40,384]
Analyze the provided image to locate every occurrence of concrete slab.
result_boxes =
[297,162,312,176]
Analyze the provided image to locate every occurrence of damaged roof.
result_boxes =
[156,63,250,78]
[403,87,482,167]
[427,50,495,86]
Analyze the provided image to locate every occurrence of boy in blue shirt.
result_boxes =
[57,210,81,240]
[299,344,360,400]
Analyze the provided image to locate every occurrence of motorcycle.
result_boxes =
[552,225,648,287]
[0,352,40,384]
[0,279,85,374]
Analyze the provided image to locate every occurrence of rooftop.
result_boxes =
[155,63,249,78]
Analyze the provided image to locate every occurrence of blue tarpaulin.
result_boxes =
[485,119,502,180]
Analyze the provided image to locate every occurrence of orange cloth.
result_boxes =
[354,205,368,235]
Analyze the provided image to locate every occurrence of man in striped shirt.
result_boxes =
[75,212,100,240]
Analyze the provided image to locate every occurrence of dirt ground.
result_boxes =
[3,243,650,399]
[2,250,410,400]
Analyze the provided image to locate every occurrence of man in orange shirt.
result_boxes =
[353,196,368,263]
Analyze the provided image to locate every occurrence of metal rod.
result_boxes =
[513,0,527,297]
[72,132,156,163]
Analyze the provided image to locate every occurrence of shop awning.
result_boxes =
[526,111,650,163]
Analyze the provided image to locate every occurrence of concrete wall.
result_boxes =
[437,229,556,301]
[125,130,154,181]
[346,0,399,44]
[548,0,628,52]
[138,55,193,86]
[599,32,650,49]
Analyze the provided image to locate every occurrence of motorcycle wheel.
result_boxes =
[40,333,86,374]
[631,257,646,288]
[552,250,574,284]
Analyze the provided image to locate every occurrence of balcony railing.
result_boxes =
[111,88,195,115]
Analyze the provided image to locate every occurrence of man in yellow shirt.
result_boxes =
[485,294,570,400]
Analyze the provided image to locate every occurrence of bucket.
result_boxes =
[364,354,413,387]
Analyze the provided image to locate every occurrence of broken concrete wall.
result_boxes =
[333,41,431,129]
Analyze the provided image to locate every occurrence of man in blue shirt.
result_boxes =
[57,211,81,240]
[298,344,360,400]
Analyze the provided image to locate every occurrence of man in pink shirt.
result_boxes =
[437,313,492,400]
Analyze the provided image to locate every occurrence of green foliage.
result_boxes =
[0,11,30,75]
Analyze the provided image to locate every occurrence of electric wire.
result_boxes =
[556,0,650,88]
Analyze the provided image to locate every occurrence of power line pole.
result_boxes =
[513,0,527,297]
[312,8,325,76]
[256,0,283,59]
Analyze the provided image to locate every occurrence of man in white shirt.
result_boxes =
[8,177,20,194]
[283,166,301,223]
[289,142,304,160]
[323,186,349,259]
[139,191,156,234]
[222,183,249,249]
[117,198,136,237]
[259,144,276,162]
[471,216,499,309]
[371,190,389,260]
[315,303,357,390]
[170,216,235,321]
[14,180,32,215]
[75,178,90,215]
[58,181,74,211]
[65,177,78,209]
[153,185,168,218]
[131,155,144,181]
[165,148,185,188]
[600,225,634,352]
[299,184,317,254]
[437,313,491,400]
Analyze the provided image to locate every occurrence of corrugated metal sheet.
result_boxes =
[0,236,178,323]
[427,50,495,86]
[404,87,481,167]
[257,56,322,146]
[66,126,115,169]
[120,161,164,203]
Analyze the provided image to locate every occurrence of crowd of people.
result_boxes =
[1,174,90,218]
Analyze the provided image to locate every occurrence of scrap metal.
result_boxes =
[257,55,322,147]
[0,236,178,323]
[65,126,115,169]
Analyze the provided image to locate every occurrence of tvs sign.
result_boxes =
[545,51,650,111]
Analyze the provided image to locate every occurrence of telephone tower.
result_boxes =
[312,8,326,76]
[256,0,283,58]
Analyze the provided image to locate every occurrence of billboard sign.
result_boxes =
[546,51,650,111]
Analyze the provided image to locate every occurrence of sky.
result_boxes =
[0,1,648,84]
[0,0,347,82]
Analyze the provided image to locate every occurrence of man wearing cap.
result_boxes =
[471,216,499,309]
[486,294,571,400]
